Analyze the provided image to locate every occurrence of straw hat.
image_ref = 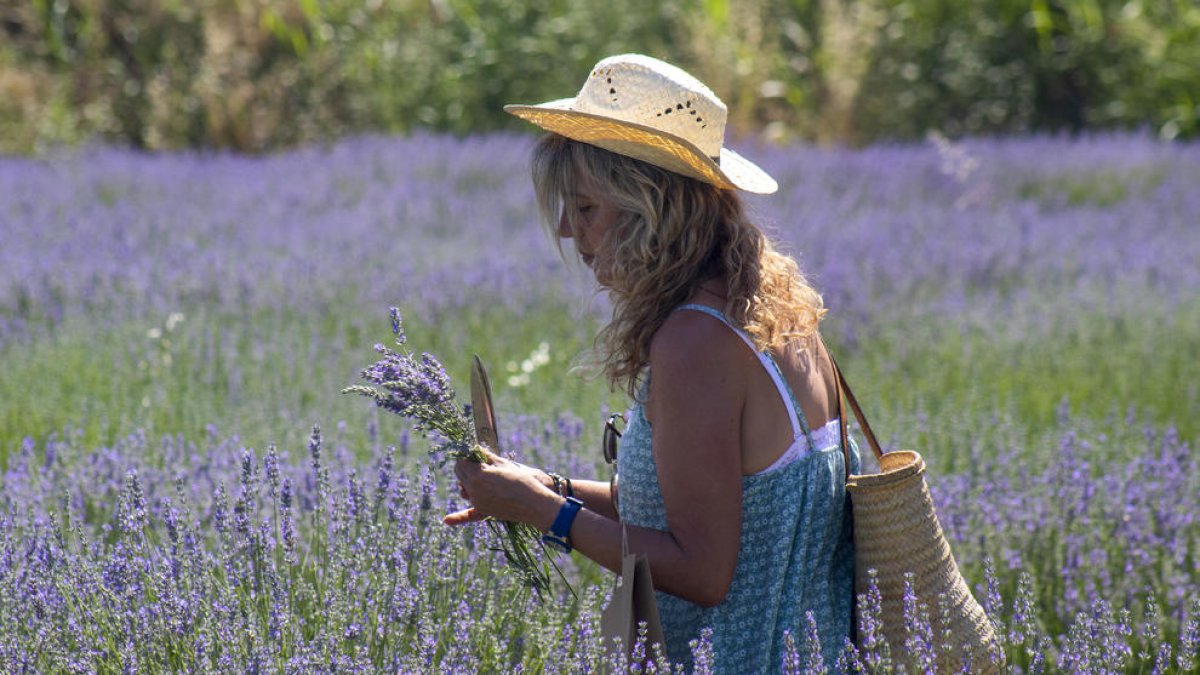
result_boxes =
[504,54,778,194]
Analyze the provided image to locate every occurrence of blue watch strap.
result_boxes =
[542,496,583,552]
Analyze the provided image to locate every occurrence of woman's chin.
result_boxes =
[578,255,614,288]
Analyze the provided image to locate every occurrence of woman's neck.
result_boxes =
[691,277,730,305]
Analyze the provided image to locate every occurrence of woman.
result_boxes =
[444,53,859,672]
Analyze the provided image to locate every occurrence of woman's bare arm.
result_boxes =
[558,479,619,520]
[447,310,748,607]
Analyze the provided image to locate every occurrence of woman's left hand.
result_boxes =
[443,448,559,528]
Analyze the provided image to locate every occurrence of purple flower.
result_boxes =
[375,446,394,512]
[835,638,865,674]
[804,611,828,675]
[118,470,147,535]
[902,572,936,673]
[390,307,404,343]
[688,627,715,675]
[856,569,888,671]
[1179,596,1200,671]
[982,558,1006,641]
[263,444,280,500]
[344,311,474,460]
[1009,572,1036,646]
[213,483,229,535]
[1152,642,1173,675]
[1141,589,1162,656]
[346,469,366,524]
[781,630,801,675]
[309,424,328,504]
[279,478,297,566]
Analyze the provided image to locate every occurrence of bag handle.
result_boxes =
[822,340,885,481]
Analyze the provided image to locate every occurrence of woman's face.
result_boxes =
[557,182,622,286]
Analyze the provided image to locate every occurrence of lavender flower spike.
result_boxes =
[344,308,558,595]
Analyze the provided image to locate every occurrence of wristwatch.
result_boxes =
[541,496,584,553]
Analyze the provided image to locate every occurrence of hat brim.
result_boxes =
[505,100,778,195]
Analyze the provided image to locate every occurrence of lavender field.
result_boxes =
[1,133,1198,672]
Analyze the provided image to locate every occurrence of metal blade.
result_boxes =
[470,354,500,452]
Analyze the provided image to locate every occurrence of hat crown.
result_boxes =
[503,53,778,193]
[572,54,727,157]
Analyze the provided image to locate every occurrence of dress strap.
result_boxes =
[674,304,814,445]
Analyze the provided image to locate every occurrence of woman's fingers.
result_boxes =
[453,459,491,516]
[442,507,485,526]
[478,447,505,464]
[455,458,484,487]
[449,453,548,526]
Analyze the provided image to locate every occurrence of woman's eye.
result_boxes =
[577,204,594,214]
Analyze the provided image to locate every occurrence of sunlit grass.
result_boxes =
[4,285,1196,472]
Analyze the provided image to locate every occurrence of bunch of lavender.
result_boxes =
[343,307,556,595]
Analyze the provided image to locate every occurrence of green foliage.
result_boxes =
[0,0,686,152]
[843,296,1200,475]
[2,0,1198,152]
[328,0,684,136]
[0,296,617,466]
[855,0,1200,141]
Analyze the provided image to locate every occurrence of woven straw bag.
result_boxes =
[830,355,1004,672]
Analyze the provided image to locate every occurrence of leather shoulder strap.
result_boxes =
[822,340,885,481]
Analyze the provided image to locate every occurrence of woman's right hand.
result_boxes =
[443,448,561,529]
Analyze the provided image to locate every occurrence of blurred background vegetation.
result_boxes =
[1,0,1197,154]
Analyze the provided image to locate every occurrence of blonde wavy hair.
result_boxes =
[531,134,826,398]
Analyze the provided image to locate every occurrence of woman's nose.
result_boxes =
[556,211,573,239]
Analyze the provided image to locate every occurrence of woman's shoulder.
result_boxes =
[648,305,752,381]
